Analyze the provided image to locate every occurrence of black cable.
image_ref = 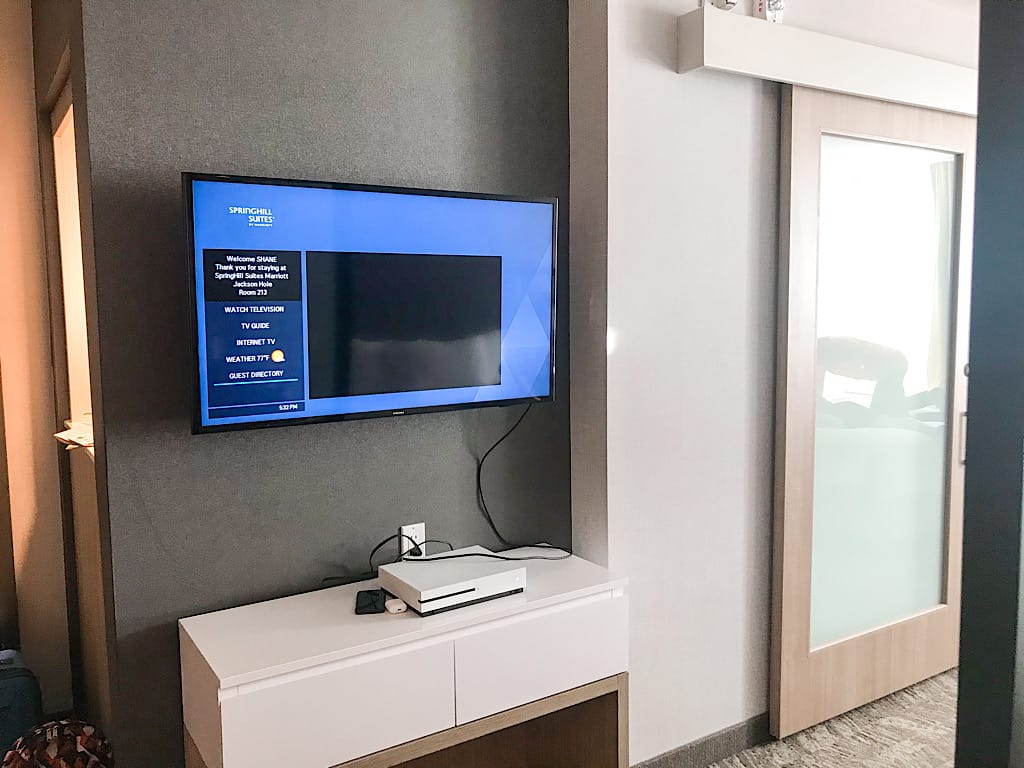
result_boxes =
[321,535,457,588]
[369,534,454,571]
[476,404,533,547]
[474,404,571,557]
[412,539,456,556]
[320,575,356,588]
[327,418,582,592]
[323,531,570,590]
[395,548,572,564]
[366,534,402,574]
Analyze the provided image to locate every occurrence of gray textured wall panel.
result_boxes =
[78,2,569,762]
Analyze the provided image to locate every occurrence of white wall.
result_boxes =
[577,1,979,763]
[606,18,778,757]
[0,0,74,713]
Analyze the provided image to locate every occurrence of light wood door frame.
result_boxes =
[771,85,976,738]
[41,77,85,717]
[0,368,19,649]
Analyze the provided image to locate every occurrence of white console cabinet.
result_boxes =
[180,549,629,768]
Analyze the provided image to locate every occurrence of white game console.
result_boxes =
[377,545,526,616]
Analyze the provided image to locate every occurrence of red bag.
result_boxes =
[2,720,112,768]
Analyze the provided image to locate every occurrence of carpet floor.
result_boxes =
[710,671,958,768]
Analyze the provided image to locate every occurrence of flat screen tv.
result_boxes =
[184,173,557,433]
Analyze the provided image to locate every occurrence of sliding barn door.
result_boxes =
[771,85,976,738]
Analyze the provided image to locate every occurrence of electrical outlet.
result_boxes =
[399,523,426,558]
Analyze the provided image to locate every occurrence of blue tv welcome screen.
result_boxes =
[186,175,557,432]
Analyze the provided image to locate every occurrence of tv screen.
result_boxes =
[185,174,556,432]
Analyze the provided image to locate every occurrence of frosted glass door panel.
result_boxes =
[809,135,957,649]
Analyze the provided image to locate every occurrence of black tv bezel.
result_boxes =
[183,172,558,434]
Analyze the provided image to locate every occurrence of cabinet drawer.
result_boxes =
[454,593,628,724]
[220,640,454,767]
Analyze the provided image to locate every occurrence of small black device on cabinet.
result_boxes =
[354,589,386,615]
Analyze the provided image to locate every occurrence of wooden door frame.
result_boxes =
[771,85,976,738]
[0,367,20,649]
[36,65,85,717]
[35,39,119,728]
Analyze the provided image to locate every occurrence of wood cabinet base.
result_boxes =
[185,673,628,768]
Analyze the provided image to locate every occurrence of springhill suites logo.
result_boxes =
[228,205,275,227]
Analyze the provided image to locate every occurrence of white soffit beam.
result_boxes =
[678,5,977,117]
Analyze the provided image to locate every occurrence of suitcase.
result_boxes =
[0,650,43,753]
